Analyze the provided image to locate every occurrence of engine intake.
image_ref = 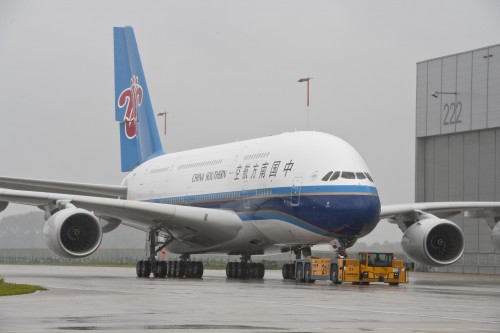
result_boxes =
[401,218,464,267]
[43,208,102,258]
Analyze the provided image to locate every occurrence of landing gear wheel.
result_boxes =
[296,262,303,282]
[167,261,173,277]
[177,261,186,278]
[226,262,234,278]
[157,261,167,278]
[232,262,240,279]
[193,261,204,278]
[304,263,315,283]
[171,260,178,277]
[185,262,194,278]
[256,263,265,279]
[238,262,247,279]
[282,263,291,279]
[139,260,151,278]
[136,260,143,277]
[289,263,295,279]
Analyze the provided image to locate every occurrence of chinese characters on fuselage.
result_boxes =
[191,160,294,183]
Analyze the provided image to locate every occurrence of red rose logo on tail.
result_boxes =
[118,76,143,139]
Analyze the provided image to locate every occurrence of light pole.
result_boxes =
[157,112,168,135]
[157,112,168,151]
[298,77,313,130]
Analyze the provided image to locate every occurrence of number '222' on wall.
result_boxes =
[443,101,462,125]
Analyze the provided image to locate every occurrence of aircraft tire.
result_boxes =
[177,261,186,278]
[185,262,194,278]
[172,260,178,277]
[238,262,247,279]
[157,261,167,278]
[167,261,173,277]
[296,262,303,282]
[290,263,296,280]
[256,263,265,279]
[282,263,290,279]
[226,262,233,278]
[233,262,240,279]
[136,261,143,277]
[304,263,315,283]
[141,260,151,278]
[194,261,204,278]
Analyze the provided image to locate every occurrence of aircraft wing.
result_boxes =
[381,202,500,230]
[0,177,127,199]
[0,188,243,246]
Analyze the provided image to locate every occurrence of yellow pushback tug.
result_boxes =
[290,252,408,285]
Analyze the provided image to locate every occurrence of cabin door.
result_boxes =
[291,176,303,206]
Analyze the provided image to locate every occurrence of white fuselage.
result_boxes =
[122,131,381,255]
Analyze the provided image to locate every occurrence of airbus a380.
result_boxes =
[1,27,499,281]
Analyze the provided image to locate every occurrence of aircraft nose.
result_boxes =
[321,194,381,237]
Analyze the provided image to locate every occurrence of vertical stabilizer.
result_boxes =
[114,26,164,172]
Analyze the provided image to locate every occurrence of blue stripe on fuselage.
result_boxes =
[147,185,381,238]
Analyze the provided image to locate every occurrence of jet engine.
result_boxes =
[43,208,103,258]
[401,218,464,267]
[492,221,500,251]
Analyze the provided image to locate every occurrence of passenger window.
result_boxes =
[355,172,366,179]
[322,171,333,181]
[330,171,340,181]
[364,173,374,182]
[341,171,355,179]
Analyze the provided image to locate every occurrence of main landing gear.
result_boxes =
[136,228,204,279]
[226,255,265,280]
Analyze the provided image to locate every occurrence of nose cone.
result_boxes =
[327,194,381,237]
[303,193,380,238]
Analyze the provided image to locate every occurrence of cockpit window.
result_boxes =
[364,172,374,182]
[341,171,355,179]
[322,171,333,181]
[355,172,366,179]
[330,171,340,181]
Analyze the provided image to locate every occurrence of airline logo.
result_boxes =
[118,75,143,139]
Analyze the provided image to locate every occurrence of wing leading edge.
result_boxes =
[0,176,127,198]
[0,188,243,248]
[381,202,500,230]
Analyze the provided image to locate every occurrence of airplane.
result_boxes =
[1,26,499,280]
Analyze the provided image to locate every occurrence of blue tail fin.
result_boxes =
[114,26,164,172]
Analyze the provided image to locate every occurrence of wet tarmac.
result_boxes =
[0,265,499,332]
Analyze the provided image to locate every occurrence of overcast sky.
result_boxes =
[0,0,499,244]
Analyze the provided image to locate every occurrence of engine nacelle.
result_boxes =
[0,201,8,213]
[401,218,464,267]
[492,221,500,251]
[43,208,103,259]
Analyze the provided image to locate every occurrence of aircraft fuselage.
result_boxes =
[123,131,381,255]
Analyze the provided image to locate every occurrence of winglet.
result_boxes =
[114,26,164,172]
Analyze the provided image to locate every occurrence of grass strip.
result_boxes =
[0,277,45,296]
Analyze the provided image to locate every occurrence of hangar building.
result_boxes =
[415,44,500,274]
